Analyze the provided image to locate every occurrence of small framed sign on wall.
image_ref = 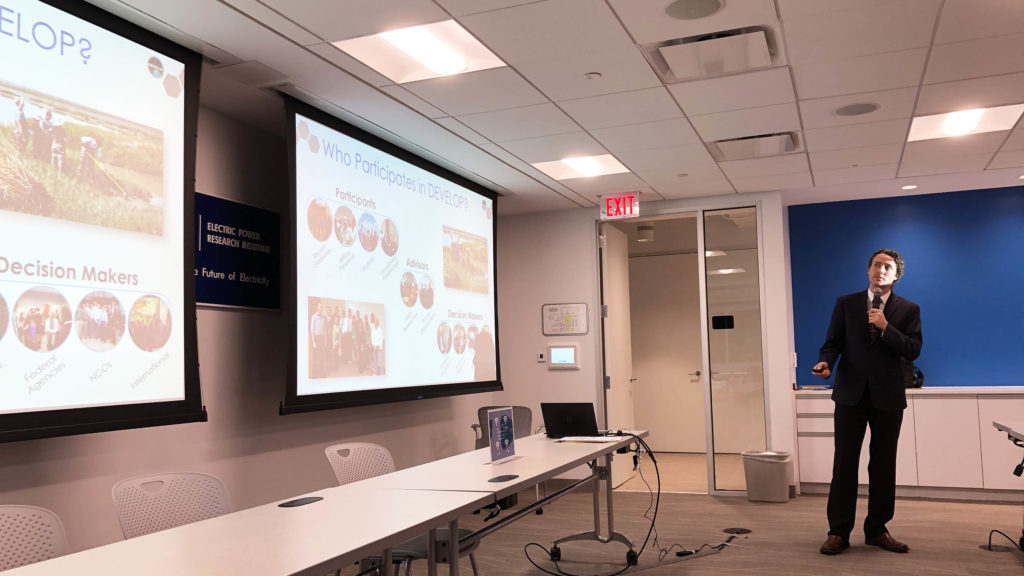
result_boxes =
[542,303,588,336]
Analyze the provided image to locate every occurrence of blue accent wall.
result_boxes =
[789,185,1024,388]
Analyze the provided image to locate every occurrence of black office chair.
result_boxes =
[471,405,544,513]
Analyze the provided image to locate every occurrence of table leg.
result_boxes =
[428,528,437,576]
[381,548,392,576]
[448,518,460,576]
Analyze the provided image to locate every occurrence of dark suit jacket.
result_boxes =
[819,290,922,411]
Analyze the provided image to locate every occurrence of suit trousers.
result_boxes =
[826,392,903,539]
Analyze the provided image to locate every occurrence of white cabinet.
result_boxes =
[914,397,983,488]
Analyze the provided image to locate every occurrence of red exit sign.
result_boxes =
[600,192,640,220]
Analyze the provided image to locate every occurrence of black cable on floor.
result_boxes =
[986,529,1023,552]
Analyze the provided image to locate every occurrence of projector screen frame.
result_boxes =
[0,0,206,443]
[281,96,502,415]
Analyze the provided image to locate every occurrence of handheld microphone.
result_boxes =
[871,287,883,308]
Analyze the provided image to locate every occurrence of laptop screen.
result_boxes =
[540,402,600,438]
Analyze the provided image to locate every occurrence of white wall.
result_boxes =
[0,108,496,553]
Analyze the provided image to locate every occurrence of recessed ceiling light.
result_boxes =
[836,103,879,117]
[908,104,1024,141]
[1018,174,1024,180]
[531,155,630,180]
[333,20,505,84]
[583,72,603,80]
[665,0,724,20]
[901,184,918,190]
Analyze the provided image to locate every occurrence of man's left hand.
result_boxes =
[868,309,888,332]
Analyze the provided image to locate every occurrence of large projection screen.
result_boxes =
[0,0,204,442]
[283,98,501,414]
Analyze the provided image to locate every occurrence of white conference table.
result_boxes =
[3,486,490,576]
[992,420,1024,550]
[5,433,646,576]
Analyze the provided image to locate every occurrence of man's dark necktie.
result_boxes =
[870,294,883,339]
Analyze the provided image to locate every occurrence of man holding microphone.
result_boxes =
[813,249,922,555]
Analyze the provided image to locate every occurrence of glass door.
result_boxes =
[702,207,767,491]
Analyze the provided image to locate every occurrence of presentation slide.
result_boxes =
[294,112,497,397]
[0,0,188,415]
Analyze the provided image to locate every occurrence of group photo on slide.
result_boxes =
[307,297,385,379]
[0,85,165,235]
[75,291,127,352]
[13,286,72,353]
[127,295,172,352]
[442,226,488,293]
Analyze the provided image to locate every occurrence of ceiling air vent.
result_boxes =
[710,132,798,162]
[644,27,775,83]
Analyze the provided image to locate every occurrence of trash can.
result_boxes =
[741,451,791,503]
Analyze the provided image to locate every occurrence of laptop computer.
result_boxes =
[540,402,601,439]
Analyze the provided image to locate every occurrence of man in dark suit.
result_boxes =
[813,249,922,555]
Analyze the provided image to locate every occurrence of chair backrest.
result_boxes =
[474,406,533,450]
[111,472,232,539]
[324,442,396,486]
[0,505,67,571]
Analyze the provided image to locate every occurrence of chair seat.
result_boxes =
[391,528,478,562]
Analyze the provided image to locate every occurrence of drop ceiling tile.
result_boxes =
[457,104,580,142]
[813,163,898,186]
[799,88,917,129]
[460,0,634,67]
[610,0,778,44]
[514,46,663,102]
[1001,128,1024,151]
[804,118,910,151]
[590,119,701,154]
[809,144,902,171]
[783,0,939,65]
[690,103,801,143]
[435,117,490,145]
[988,150,1024,169]
[499,132,607,164]
[720,154,810,179]
[307,43,393,87]
[616,143,719,175]
[668,68,795,117]
[935,0,1024,44]
[222,0,322,45]
[924,33,1024,84]
[403,68,545,116]
[653,175,737,199]
[498,193,583,215]
[561,172,648,196]
[916,73,1024,116]
[778,0,896,19]
[380,85,446,118]
[792,49,927,99]
[437,0,536,17]
[731,171,813,193]
[260,0,447,42]
[559,88,682,130]
[898,132,1007,176]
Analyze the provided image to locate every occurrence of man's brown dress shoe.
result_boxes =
[819,534,850,555]
[865,532,909,553]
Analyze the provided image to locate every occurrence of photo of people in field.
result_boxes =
[333,205,355,246]
[13,287,72,353]
[0,86,165,235]
[442,226,488,294]
[308,297,386,379]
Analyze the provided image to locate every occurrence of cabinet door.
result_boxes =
[914,397,982,488]
[979,398,1024,490]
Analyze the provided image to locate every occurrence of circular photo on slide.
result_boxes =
[0,293,8,342]
[381,218,399,256]
[400,271,418,307]
[128,294,172,352]
[75,291,126,352]
[307,199,332,242]
[419,275,434,310]
[437,322,452,354]
[467,324,479,350]
[453,323,467,355]
[358,213,379,252]
[13,287,72,353]
[333,205,356,247]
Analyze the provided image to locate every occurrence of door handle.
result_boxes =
[688,370,701,377]
[628,377,638,382]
